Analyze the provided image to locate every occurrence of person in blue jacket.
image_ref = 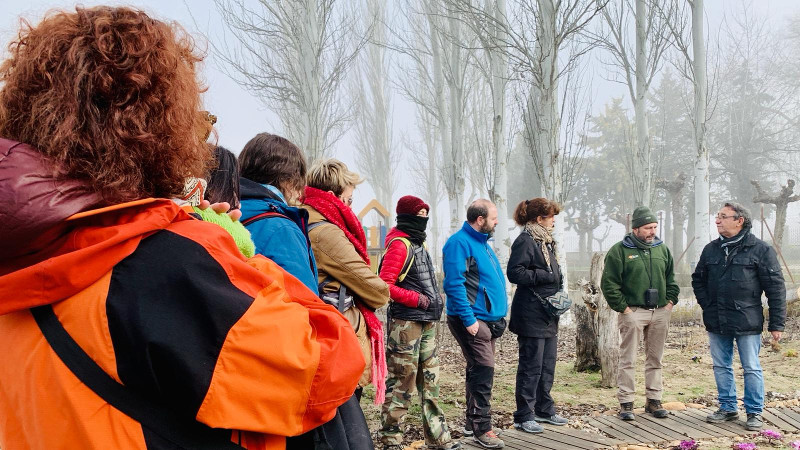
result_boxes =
[443,199,508,449]
[238,132,318,294]
[239,133,373,449]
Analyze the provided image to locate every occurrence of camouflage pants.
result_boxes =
[379,318,452,447]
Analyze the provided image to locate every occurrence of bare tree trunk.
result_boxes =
[490,0,511,267]
[634,0,652,207]
[575,253,619,387]
[691,0,710,269]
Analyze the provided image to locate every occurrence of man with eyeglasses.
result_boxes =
[602,206,680,422]
[692,202,786,431]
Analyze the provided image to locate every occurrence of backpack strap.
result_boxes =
[241,211,290,226]
[381,237,415,283]
[306,220,330,232]
[30,304,243,449]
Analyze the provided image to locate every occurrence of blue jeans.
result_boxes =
[708,332,764,414]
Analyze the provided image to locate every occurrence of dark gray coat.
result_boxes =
[691,232,786,335]
[507,231,563,338]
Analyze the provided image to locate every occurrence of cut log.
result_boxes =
[574,252,619,387]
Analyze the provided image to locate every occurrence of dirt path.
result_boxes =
[361,321,800,449]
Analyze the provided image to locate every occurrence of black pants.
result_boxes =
[447,315,497,436]
[286,393,374,450]
[513,335,557,423]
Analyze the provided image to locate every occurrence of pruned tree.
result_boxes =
[208,0,365,161]
[591,0,673,207]
[751,179,800,250]
[352,0,397,219]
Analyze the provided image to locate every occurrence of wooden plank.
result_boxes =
[761,408,797,432]
[500,429,576,450]
[632,412,696,441]
[666,411,723,438]
[773,407,800,430]
[672,410,737,437]
[642,411,714,439]
[505,429,601,450]
[612,414,675,442]
[684,408,747,434]
[586,418,642,443]
[592,416,652,443]
[543,424,624,447]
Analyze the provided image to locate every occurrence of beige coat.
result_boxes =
[303,205,390,386]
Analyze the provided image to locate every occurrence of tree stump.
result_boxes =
[574,252,619,388]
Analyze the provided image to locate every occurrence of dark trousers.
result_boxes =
[513,335,557,423]
[286,393,374,450]
[447,315,497,436]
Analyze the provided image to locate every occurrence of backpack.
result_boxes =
[379,237,417,282]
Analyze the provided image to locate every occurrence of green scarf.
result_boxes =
[628,232,652,250]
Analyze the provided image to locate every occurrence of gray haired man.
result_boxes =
[691,202,786,431]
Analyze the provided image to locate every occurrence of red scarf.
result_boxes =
[302,186,387,405]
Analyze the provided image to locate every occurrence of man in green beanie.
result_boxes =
[601,206,680,421]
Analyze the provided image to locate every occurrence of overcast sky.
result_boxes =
[3,0,800,218]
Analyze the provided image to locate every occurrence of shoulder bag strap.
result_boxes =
[30,304,243,449]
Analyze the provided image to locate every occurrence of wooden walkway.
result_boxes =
[461,406,800,449]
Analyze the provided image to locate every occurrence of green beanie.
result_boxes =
[631,206,657,229]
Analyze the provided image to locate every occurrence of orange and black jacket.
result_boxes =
[0,139,365,449]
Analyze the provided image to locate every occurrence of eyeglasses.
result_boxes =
[340,196,353,206]
[716,214,739,221]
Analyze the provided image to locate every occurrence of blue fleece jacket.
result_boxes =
[443,221,508,327]
[239,178,319,294]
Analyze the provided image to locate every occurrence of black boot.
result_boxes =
[645,399,669,418]
[618,402,635,421]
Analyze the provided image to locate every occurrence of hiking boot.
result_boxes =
[462,424,473,437]
[534,414,568,426]
[619,402,635,421]
[745,413,763,431]
[473,430,505,448]
[706,408,739,423]
[645,399,669,418]
[514,420,544,433]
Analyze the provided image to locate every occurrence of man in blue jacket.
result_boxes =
[443,199,508,449]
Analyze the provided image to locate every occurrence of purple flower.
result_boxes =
[732,443,757,450]
[789,440,800,450]
[759,429,782,441]
[678,440,698,450]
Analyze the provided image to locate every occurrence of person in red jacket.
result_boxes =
[0,6,362,449]
[377,196,460,450]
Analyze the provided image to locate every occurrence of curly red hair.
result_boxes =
[0,6,211,203]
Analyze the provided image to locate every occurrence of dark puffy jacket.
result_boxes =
[379,228,443,322]
[507,231,563,338]
[691,232,786,335]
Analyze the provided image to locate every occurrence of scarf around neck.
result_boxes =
[720,227,750,255]
[302,186,388,405]
[302,186,370,264]
[525,222,556,268]
[628,232,653,250]
[396,214,428,245]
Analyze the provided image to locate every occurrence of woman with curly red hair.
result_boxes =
[0,6,362,449]
[507,198,569,434]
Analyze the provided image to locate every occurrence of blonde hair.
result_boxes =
[306,158,364,196]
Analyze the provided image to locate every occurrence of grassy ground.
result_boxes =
[360,315,800,449]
